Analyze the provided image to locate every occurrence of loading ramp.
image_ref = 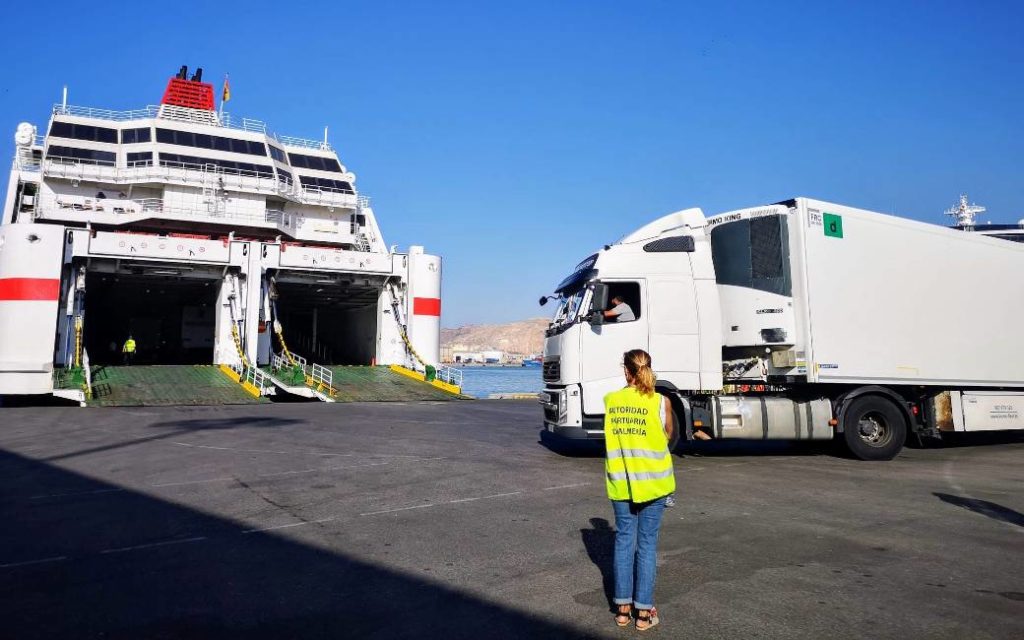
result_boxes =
[86,365,270,407]
[327,366,463,402]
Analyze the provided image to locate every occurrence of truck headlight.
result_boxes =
[558,390,568,423]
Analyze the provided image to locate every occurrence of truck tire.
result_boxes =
[842,395,906,461]
[668,408,681,452]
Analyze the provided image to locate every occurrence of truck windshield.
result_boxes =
[550,288,588,328]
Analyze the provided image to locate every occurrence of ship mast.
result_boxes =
[944,194,986,230]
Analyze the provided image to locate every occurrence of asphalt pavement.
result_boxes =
[0,400,1021,639]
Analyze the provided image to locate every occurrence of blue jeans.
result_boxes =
[611,497,666,610]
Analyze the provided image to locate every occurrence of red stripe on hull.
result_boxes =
[413,297,441,316]
[0,278,60,301]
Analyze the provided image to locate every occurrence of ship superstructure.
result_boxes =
[945,194,1024,243]
[0,66,453,402]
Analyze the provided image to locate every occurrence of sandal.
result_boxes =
[614,604,632,627]
[636,607,660,631]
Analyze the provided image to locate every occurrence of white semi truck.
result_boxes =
[539,198,1024,460]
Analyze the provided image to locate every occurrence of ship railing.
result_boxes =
[277,134,333,151]
[308,362,334,393]
[51,103,327,148]
[44,154,116,168]
[435,364,463,389]
[14,154,41,172]
[243,364,270,392]
[297,185,360,208]
[53,104,160,121]
[38,192,287,226]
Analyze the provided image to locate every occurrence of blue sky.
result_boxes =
[2,1,1021,326]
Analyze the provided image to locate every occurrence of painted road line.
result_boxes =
[360,503,437,516]
[242,516,339,534]
[100,536,207,555]
[0,556,68,569]
[447,491,523,504]
[541,482,590,491]
[150,477,236,488]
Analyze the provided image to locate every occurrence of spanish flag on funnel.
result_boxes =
[222,74,231,103]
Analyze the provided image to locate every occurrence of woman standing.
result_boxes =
[604,349,675,631]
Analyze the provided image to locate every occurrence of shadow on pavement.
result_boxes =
[43,416,306,463]
[580,517,616,612]
[934,492,1024,529]
[539,430,836,460]
[933,431,1024,449]
[0,448,589,639]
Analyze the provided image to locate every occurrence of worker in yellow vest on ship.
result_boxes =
[604,349,675,632]
[122,335,137,366]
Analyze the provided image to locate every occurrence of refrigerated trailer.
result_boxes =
[539,198,1024,460]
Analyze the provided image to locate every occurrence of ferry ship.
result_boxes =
[0,66,458,404]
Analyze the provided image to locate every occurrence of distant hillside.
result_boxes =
[441,318,548,355]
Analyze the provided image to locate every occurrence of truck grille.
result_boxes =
[543,357,560,382]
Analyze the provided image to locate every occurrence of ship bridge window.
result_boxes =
[268,145,287,163]
[709,214,792,296]
[288,152,342,173]
[276,167,293,182]
[46,145,116,165]
[121,127,152,144]
[50,121,118,143]
[158,152,273,178]
[299,176,353,193]
[155,128,268,156]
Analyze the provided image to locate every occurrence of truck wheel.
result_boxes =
[842,395,906,461]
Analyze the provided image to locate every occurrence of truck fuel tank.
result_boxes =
[711,396,832,440]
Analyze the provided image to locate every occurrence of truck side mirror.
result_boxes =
[589,283,608,325]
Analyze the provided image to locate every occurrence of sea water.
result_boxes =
[456,366,542,399]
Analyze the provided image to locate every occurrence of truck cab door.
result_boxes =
[579,279,648,416]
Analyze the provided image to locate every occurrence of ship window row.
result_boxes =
[155,128,268,156]
[47,145,116,165]
[50,121,119,143]
[158,152,274,178]
[268,145,287,163]
[277,167,293,182]
[288,152,342,173]
[126,151,153,165]
[122,127,152,144]
[299,175,354,193]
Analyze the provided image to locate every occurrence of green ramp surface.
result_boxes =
[328,366,462,402]
[88,365,268,407]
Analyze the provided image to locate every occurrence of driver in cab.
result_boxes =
[603,296,635,322]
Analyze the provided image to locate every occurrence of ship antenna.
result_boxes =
[944,194,985,230]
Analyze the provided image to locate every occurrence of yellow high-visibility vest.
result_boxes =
[123,339,136,353]
[604,387,675,503]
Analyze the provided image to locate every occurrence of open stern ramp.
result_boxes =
[87,365,270,407]
[265,352,336,402]
[327,366,464,402]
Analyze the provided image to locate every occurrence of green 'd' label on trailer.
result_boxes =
[823,213,844,238]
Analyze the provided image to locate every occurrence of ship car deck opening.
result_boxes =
[84,270,219,365]
[273,277,381,366]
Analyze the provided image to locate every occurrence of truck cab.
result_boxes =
[540,207,722,440]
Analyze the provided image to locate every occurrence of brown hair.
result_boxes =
[623,349,656,396]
